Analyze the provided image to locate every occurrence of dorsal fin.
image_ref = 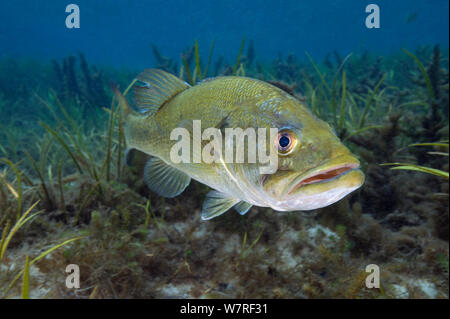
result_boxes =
[133,69,190,116]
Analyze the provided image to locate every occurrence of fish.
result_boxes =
[114,69,364,220]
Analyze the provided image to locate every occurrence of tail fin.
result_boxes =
[112,84,134,118]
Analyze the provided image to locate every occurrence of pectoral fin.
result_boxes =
[143,157,191,198]
[201,191,240,220]
[234,201,253,215]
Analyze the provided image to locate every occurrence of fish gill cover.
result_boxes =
[0,0,448,301]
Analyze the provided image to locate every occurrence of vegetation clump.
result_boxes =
[0,42,448,299]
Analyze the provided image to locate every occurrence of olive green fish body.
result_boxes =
[126,76,293,198]
[116,69,364,220]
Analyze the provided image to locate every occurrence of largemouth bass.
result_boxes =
[115,69,364,220]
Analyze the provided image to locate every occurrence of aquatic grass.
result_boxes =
[57,160,65,209]
[0,45,447,298]
[403,49,435,101]
[338,70,347,132]
[342,125,384,142]
[194,39,202,81]
[2,236,84,298]
[21,256,30,299]
[114,80,135,180]
[36,90,113,184]
[310,88,319,116]
[105,96,116,182]
[436,253,449,273]
[39,122,102,197]
[36,91,78,133]
[203,39,215,78]
[305,51,332,94]
[357,73,387,129]
[0,200,41,262]
[40,122,83,175]
[182,57,194,85]
[397,100,428,109]
[412,142,449,157]
[0,144,6,156]
[24,150,54,210]
[381,163,449,179]
[346,92,359,127]
[239,229,263,260]
[30,81,133,209]
[409,142,449,148]
[0,124,21,163]
[232,38,246,76]
[75,182,99,225]
[136,199,153,229]
[382,141,449,178]
[1,158,24,218]
[0,171,16,215]
[331,54,353,128]
[305,52,337,119]
[306,51,387,140]
[85,147,102,189]
[334,224,352,254]
[105,80,135,182]
[117,112,125,179]
[236,63,246,76]
[135,199,165,231]
[89,285,99,299]
[181,42,201,85]
[181,40,216,84]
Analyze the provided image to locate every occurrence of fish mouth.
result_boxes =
[287,158,361,196]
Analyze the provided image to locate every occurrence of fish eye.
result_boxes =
[276,130,297,155]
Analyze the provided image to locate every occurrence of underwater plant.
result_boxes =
[0,41,448,299]
[305,52,387,142]
[403,47,448,145]
[51,53,109,123]
[382,142,449,179]
[152,44,178,74]
[180,38,246,85]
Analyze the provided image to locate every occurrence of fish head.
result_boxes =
[250,96,365,211]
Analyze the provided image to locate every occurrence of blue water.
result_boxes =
[0,0,448,67]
